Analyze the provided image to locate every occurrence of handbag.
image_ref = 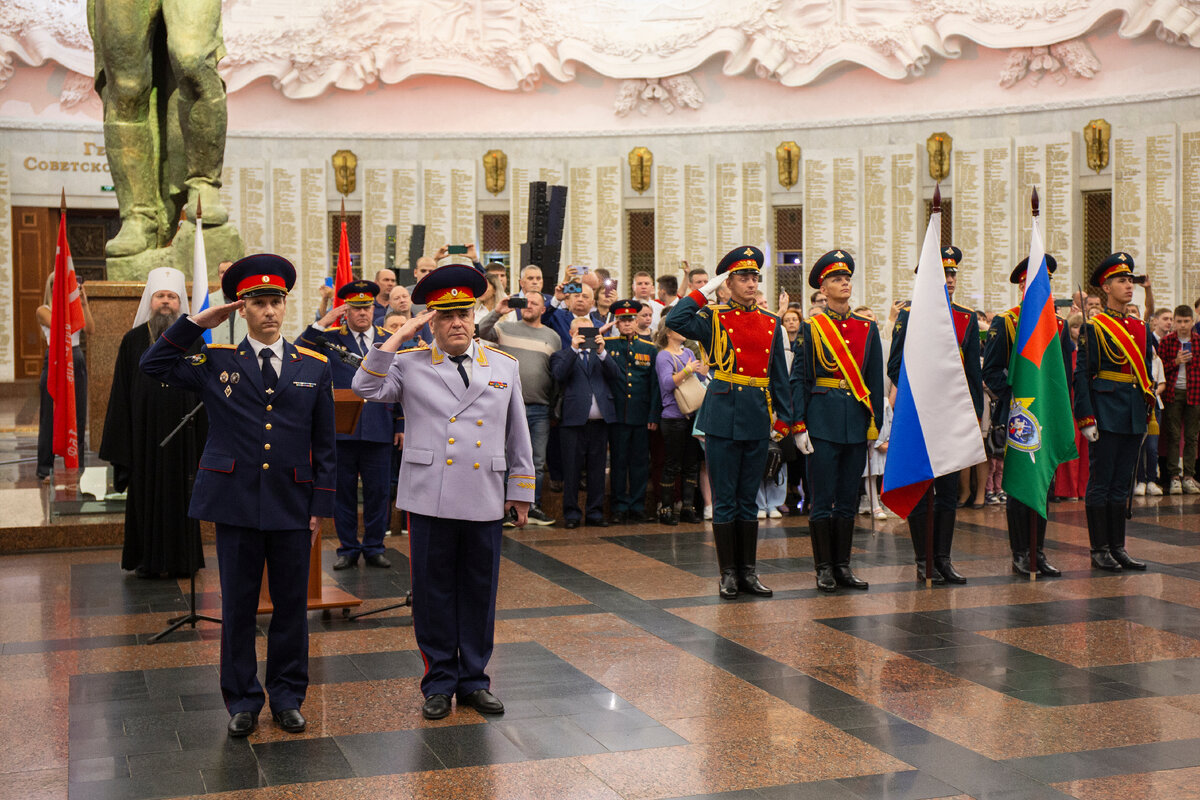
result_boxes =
[671,353,707,415]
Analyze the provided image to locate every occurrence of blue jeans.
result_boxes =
[525,404,549,505]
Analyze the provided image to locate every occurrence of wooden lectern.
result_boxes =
[258,390,367,616]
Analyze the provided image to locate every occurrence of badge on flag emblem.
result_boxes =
[1007,397,1042,460]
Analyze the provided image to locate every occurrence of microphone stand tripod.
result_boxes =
[149,401,221,644]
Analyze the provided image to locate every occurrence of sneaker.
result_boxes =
[986,492,1003,506]
[1134,482,1146,497]
[702,506,713,521]
[527,506,556,526]
[1147,482,1164,496]
[768,507,783,519]
[757,509,767,519]
[997,492,1008,502]
[873,506,888,520]
[1169,478,1183,495]
[1184,478,1200,495]
[858,496,871,515]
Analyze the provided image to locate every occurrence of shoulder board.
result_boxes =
[396,344,429,355]
[206,343,236,350]
[603,335,621,342]
[712,304,730,311]
[482,344,516,361]
[758,308,780,321]
[849,312,872,323]
[374,325,390,336]
[294,346,328,362]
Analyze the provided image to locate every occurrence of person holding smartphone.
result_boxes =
[1157,304,1200,495]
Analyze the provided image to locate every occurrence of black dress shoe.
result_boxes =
[1090,549,1122,571]
[422,694,452,720]
[1111,548,1146,570]
[586,517,609,528]
[364,553,391,568]
[679,509,702,524]
[1011,551,1033,576]
[227,711,258,738]
[564,519,580,530]
[1036,552,1062,577]
[333,555,357,570]
[272,708,305,733]
[933,557,967,584]
[458,688,505,714]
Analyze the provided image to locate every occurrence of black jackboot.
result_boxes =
[712,521,738,599]
[658,484,677,526]
[1107,503,1146,570]
[734,519,772,596]
[678,478,701,524]
[809,519,836,593]
[907,512,944,584]
[1034,516,1061,577]
[933,509,966,584]
[1007,501,1033,575]
[831,517,868,590]
[1087,505,1121,571]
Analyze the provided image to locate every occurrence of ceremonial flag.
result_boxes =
[48,197,84,469]
[882,191,986,518]
[334,203,353,295]
[1001,193,1077,517]
[192,201,212,343]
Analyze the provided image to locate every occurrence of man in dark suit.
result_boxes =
[544,281,605,348]
[300,279,402,570]
[141,254,336,738]
[550,316,621,528]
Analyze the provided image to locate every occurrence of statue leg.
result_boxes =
[96,0,163,257]
[164,0,229,225]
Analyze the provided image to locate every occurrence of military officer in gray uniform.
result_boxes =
[353,257,535,721]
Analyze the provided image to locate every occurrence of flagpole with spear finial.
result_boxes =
[922,183,942,587]
[1029,186,1040,582]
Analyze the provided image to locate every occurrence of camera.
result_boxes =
[508,297,528,309]
[563,282,583,294]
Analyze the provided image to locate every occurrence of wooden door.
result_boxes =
[11,207,56,380]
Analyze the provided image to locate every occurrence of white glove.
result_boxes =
[794,431,814,454]
[1081,425,1099,442]
[698,271,729,301]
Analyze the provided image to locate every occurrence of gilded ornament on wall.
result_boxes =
[1084,119,1110,173]
[629,147,652,194]
[776,141,800,190]
[926,132,952,182]
[483,150,507,195]
[332,149,357,195]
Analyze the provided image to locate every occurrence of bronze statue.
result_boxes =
[88,0,230,259]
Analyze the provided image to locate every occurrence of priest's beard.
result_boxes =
[148,310,180,340]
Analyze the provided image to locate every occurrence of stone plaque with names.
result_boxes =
[803,150,861,293]
[0,158,12,381]
[742,160,767,255]
[392,163,420,264]
[1182,122,1200,303]
[361,165,393,271]
[953,139,1012,312]
[685,161,712,271]
[1014,133,1075,292]
[423,165,451,254]
[714,161,743,256]
[219,165,267,255]
[596,164,623,275]
[270,162,303,336]
[566,163,624,273]
[1113,124,1178,301]
[654,162,683,275]
[300,165,329,332]
[449,161,477,247]
[861,146,920,309]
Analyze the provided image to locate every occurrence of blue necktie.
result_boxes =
[260,350,278,392]
[450,354,470,388]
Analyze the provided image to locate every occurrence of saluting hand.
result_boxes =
[318,304,348,329]
[192,300,245,329]
[381,309,435,353]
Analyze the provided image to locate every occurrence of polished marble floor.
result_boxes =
[2,407,1199,799]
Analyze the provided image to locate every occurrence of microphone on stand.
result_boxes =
[310,334,363,367]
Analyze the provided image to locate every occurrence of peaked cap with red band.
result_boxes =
[221,253,296,300]
[338,280,380,307]
[610,299,643,317]
[1090,251,1145,287]
[1009,253,1058,284]
[412,262,488,311]
[716,245,764,276]
[809,249,855,289]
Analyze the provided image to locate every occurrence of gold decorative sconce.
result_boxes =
[331,149,357,195]
[926,132,952,182]
[482,149,507,195]
[628,146,652,194]
[1084,119,1111,174]
[776,141,800,190]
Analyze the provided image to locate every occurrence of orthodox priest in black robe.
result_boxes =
[100,267,206,577]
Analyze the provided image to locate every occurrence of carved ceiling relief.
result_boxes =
[0,0,1196,101]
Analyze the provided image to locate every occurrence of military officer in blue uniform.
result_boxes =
[141,254,336,738]
[1075,252,1153,572]
[982,255,1068,577]
[888,246,982,584]
[793,250,883,593]
[353,258,534,721]
[300,280,402,570]
[606,299,661,524]
[666,246,795,600]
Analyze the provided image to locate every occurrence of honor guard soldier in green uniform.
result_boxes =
[1075,253,1154,572]
[888,246,982,584]
[666,246,795,599]
[793,250,883,593]
[606,300,661,524]
[982,255,1067,577]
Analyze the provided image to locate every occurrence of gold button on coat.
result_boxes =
[266,404,273,411]
[446,458,453,465]
[262,463,270,469]
[264,443,271,450]
[448,438,455,444]
[265,423,272,430]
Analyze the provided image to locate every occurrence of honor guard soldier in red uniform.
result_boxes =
[888,246,982,583]
[1075,253,1153,571]
[605,300,661,524]
[300,280,403,570]
[793,250,883,593]
[983,255,1068,577]
[141,254,336,737]
[666,246,795,599]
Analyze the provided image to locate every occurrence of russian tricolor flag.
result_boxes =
[882,193,987,518]
[192,202,212,344]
